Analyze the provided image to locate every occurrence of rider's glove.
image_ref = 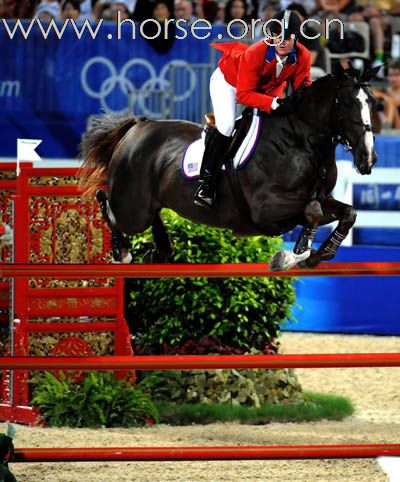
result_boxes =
[274,95,298,115]
[273,78,308,116]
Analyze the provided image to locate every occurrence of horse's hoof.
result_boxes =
[270,250,312,272]
[121,250,133,264]
[111,249,132,264]
[270,250,292,271]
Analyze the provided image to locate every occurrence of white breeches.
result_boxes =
[210,67,237,137]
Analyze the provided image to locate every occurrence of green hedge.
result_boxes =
[126,210,295,354]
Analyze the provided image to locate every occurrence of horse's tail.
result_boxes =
[78,113,142,196]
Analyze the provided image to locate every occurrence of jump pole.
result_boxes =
[13,444,400,462]
[1,353,400,370]
[3,261,400,463]
[2,261,400,278]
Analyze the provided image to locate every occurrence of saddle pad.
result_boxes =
[181,113,262,180]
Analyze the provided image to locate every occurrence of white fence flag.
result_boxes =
[16,138,42,175]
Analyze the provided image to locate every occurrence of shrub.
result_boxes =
[126,210,295,354]
[139,350,304,409]
[31,371,159,427]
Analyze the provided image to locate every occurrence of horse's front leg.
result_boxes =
[304,196,356,268]
[293,199,327,255]
[270,200,325,271]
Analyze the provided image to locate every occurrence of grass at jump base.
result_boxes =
[155,392,354,425]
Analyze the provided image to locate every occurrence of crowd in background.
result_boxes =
[0,0,399,129]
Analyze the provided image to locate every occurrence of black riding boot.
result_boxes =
[194,129,231,209]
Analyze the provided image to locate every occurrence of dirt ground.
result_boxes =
[9,333,400,482]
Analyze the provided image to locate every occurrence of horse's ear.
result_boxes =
[334,60,347,80]
[361,64,385,82]
[335,59,350,80]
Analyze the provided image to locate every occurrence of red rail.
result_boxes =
[2,261,400,278]
[1,353,400,370]
[14,444,400,462]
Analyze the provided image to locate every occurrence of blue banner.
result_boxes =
[353,183,400,211]
[1,20,400,165]
[0,21,226,157]
[286,245,400,335]
[336,136,400,168]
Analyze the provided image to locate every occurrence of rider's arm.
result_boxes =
[236,47,278,113]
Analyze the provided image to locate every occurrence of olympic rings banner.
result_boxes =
[0,21,227,158]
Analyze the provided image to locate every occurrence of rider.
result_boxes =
[194,10,312,209]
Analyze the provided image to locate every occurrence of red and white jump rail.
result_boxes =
[2,259,400,462]
[1,353,400,370]
[2,261,400,278]
[13,444,400,462]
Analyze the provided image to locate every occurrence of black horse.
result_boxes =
[79,62,380,270]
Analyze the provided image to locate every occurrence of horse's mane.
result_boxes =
[259,74,335,121]
[260,68,371,121]
[309,66,367,93]
[310,74,334,90]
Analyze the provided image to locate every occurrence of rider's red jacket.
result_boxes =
[212,41,312,113]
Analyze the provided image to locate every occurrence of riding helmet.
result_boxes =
[266,10,302,40]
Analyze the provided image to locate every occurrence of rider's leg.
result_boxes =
[194,68,236,209]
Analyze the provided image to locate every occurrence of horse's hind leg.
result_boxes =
[143,211,174,263]
[96,189,132,263]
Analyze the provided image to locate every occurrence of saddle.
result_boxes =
[181,108,262,179]
[204,107,256,167]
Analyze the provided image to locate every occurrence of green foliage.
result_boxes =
[155,392,355,425]
[137,370,184,401]
[127,210,295,353]
[139,362,303,409]
[31,372,159,428]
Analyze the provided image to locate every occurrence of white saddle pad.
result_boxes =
[181,112,262,179]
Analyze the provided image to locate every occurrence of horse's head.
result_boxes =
[333,61,382,175]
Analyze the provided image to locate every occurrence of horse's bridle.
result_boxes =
[331,82,374,152]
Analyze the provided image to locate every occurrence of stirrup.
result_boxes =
[194,196,214,209]
[194,185,215,209]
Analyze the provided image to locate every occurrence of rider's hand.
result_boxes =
[275,96,297,115]
[274,79,308,116]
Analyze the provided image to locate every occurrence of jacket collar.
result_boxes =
[265,45,276,63]
[288,47,297,64]
[265,45,297,65]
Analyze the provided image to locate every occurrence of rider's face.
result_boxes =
[272,37,295,57]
